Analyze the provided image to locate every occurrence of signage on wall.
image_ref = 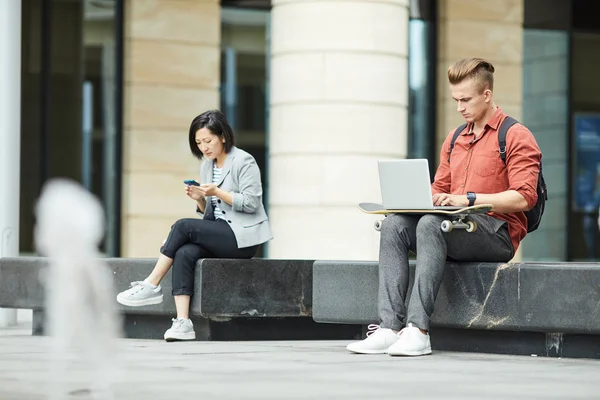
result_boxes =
[573,113,600,212]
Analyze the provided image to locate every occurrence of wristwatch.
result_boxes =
[467,192,476,206]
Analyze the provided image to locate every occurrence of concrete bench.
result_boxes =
[0,257,360,341]
[312,260,600,359]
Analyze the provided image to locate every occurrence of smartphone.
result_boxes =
[184,179,200,186]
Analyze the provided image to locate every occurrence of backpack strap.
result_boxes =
[447,123,468,162]
[497,116,519,164]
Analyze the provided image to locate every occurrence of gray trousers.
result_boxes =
[378,213,514,331]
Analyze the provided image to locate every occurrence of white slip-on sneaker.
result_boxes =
[346,324,400,354]
[116,281,163,307]
[164,318,196,342]
[387,323,432,356]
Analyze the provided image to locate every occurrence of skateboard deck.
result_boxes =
[358,202,493,233]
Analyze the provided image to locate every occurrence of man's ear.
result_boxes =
[484,89,493,103]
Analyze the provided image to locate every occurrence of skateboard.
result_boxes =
[358,202,493,233]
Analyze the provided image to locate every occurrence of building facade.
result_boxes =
[13,0,600,263]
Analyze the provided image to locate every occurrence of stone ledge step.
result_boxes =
[0,257,315,319]
[312,260,600,334]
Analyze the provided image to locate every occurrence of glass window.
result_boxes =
[19,0,123,255]
[408,0,437,177]
[520,0,570,261]
[569,0,600,261]
[220,6,269,256]
[522,0,600,261]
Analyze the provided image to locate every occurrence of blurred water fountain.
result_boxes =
[35,178,122,400]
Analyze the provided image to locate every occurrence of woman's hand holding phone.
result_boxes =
[185,180,204,200]
[184,179,220,205]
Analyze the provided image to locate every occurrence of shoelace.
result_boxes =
[127,281,156,296]
[127,281,144,294]
[367,323,419,338]
[366,324,381,337]
[171,318,186,330]
[129,281,157,289]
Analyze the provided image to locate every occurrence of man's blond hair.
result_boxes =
[447,58,495,93]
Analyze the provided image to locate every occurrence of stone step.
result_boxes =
[312,260,600,359]
[313,260,600,334]
[0,256,360,341]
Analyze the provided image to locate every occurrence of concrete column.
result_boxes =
[0,0,21,327]
[436,0,524,260]
[121,0,220,256]
[268,0,410,260]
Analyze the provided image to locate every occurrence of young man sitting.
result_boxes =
[347,57,542,356]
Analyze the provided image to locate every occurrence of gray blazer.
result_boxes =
[199,146,273,248]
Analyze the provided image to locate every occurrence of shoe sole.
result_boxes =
[346,346,391,355]
[388,348,432,356]
[347,349,388,354]
[164,332,196,342]
[116,294,164,307]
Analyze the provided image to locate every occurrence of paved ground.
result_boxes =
[1,323,600,400]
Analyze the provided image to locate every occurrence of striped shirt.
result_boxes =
[211,165,225,220]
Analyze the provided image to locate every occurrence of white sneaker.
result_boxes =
[346,324,399,354]
[387,323,432,356]
[164,318,196,342]
[116,281,163,307]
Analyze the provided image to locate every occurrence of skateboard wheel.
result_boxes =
[441,220,453,232]
[466,221,477,233]
[374,220,382,231]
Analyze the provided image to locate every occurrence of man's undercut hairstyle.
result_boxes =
[447,58,495,93]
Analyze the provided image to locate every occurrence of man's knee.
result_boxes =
[416,214,443,236]
[380,215,416,248]
[380,214,411,234]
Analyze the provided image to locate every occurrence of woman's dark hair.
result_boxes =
[188,109,235,159]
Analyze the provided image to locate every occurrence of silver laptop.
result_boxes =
[378,159,462,210]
